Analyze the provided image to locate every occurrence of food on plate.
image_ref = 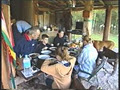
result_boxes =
[69,43,78,48]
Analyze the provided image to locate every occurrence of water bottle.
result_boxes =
[23,55,33,77]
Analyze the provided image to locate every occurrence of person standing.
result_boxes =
[11,20,32,45]
[14,26,40,57]
[16,20,32,33]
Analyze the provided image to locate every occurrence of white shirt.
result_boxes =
[16,20,32,33]
[74,43,98,78]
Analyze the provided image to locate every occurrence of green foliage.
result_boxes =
[71,9,118,34]
[71,11,83,29]
[71,9,118,48]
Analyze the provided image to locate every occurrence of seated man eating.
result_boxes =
[34,34,51,54]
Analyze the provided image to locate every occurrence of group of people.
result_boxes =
[12,20,98,89]
[12,20,67,57]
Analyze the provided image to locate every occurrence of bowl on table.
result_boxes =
[38,55,50,60]
[41,50,51,55]
[49,47,57,51]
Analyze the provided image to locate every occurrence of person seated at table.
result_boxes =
[11,19,32,45]
[34,34,51,54]
[41,46,76,89]
[53,30,67,47]
[14,26,40,58]
[74,35,98,79]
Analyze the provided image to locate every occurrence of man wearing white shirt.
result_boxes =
[74,35,98,78]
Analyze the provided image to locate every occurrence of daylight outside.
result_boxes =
[1,0,118,90]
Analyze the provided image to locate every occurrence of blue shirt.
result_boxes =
[74,43,98,78]
[16,20,31,33]
[13,35,37,57]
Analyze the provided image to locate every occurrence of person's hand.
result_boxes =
[57,43,60,46]
[48,60,58,66]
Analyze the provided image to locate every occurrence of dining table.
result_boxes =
[16,43,81,83]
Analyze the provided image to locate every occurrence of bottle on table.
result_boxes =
[23,55,33,77]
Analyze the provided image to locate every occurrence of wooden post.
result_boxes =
[2,42,10,89]
[103,6,112,41]
[83,11,93,36]
[2,4,11,36]
[2,4,16,89]
[33,0,39,26]
[83,1,94,36]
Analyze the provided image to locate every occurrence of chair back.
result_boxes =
[103,47,118,59]
[88,56,108,80]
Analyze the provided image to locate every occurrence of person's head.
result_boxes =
[58,30,65,38]
[82,35,92,46]
[55,46,70,61]
[41,34,49,45]
[26,26,40,40]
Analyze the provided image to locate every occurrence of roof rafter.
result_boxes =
[56,0,66,6]
[41,1,59,9]
[79,0,85,5]
[99,0,105,6]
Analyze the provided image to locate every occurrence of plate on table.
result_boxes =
[29,53,40,58]
[49,47,57,51]
[46,57,56,60]
[38,55,50,60]
[41,50,51,55]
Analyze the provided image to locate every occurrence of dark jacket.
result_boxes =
[34,41,51,54]
[13,35,37,57]
[12,23,24,46]
[53,35,66,47]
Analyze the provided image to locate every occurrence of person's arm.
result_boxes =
[13,44,21,57]
[34,42,44,53]
[64,35,68,42]
[41,60,62,77]
[53,37,58,47]
[77,49,87,64]
[46,43,51,47]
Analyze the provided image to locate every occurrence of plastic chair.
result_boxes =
[78,56,108,84]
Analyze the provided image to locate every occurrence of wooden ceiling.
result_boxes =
[35,0,118,11]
